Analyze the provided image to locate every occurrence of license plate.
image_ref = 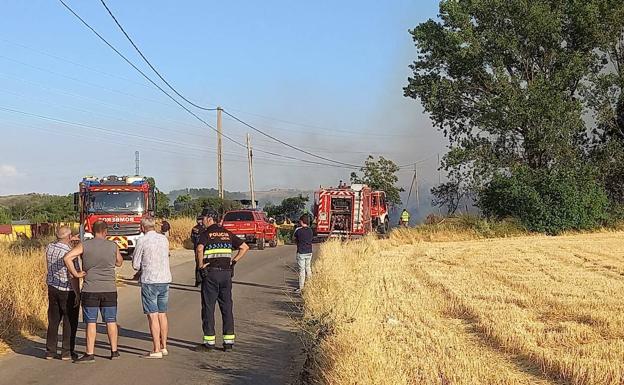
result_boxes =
[237,235,245,239]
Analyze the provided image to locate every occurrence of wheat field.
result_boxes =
[301,231,624,385]
[0,242,47,353]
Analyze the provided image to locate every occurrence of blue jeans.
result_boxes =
[141,283,170,314]
[296,253,312,290]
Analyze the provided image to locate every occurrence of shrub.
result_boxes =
[479,166,609,235]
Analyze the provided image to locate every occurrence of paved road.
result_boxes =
[0,245,303,385]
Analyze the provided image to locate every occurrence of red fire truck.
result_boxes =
[75,175,156,252]
[314,184,389,238]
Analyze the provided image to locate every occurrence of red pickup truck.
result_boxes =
[221,209,277,250]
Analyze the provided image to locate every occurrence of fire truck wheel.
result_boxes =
[257,237,266,250]
[378,221,389,234]
[269,237,277,248]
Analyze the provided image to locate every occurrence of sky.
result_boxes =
[0,0,445,196]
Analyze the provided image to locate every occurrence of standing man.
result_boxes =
[45,226,80,360]
[190,215,206,287]
[64,221,123,363]
[293,214,314,293]
[132,217,171,359]
[400,209,410,227]
[196,209,249,351]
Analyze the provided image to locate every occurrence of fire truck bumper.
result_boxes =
[83,232,143,250]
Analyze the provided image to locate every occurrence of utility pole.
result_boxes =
[135,151,140,175]
[415,164,419,211]
[217,106,224,199]
[246,133,256,209]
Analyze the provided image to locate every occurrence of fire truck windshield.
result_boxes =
[88,191,145,214]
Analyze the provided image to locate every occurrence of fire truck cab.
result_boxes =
[75,175,156,252]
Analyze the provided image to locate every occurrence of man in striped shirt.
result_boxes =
[45,226,80,360]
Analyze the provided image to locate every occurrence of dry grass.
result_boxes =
[301,230,624,385]
[0,242,47,353]
[165,217,196,249]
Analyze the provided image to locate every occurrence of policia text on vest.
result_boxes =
[195,221,250,351]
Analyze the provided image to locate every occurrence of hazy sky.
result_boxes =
[0,0,446,196]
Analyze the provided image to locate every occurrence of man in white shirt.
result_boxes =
[132,217,171,359]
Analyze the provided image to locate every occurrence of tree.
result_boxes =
[265,195,309,222]
[155,191,170,218]
[404,0,610,186]
[479,165,609,234]
[0,206,11,224]
[583,2,624,205]
[431,179,465,215]
[404,1,624,227]
[350,156,403,205]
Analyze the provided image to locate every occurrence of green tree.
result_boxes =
[404,0,611,187]
[155,191,170,218]
[404,0,624,229]
[583,2,624,205]
[0,206,11,224]
[350,156,403,205]
[196,197,242,217]
[479,166,609,234]
[265,195,309,222]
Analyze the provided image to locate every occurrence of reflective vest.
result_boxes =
[400,211,410,222]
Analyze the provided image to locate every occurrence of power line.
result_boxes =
[56,0,245,149]
[96,0,361,169]
[98,0,217,112]
[222,109,361,168]
[58,0,364,171]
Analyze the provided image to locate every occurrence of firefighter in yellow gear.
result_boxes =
[400,209,410,227]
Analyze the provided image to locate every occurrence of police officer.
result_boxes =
[195,209,249,351]
[191,215,206,287]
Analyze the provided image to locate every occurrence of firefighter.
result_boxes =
[191,215,206,287]
[400,209,410,227]
[195,209,249,351]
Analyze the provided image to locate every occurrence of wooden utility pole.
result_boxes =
[246,133,256,209]
[217,106,224,199]
[415,164,419,211]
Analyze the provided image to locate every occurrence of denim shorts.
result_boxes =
[141,283,169,314]
[81,292,117,323]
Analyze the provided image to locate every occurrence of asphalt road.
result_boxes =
[0,245,303,385]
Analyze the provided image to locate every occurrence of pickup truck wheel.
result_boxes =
[257,237,265,250]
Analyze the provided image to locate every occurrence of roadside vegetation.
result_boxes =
[0,242,47,353]
[300,229,624,385]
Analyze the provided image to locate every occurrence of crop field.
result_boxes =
[0,242,47,354]
[301,231,624,385]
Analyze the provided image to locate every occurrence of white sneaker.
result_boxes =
[161,348,169,357]
[141,351,163,359]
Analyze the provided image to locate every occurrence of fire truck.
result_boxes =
[314,184,389,238]
[74,175,156,252]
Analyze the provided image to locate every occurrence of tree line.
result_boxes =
[405,0,624,234]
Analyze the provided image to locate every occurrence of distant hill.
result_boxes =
[0,193,60,208]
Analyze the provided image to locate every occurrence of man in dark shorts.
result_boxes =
[64,221,123,363]
[195,210,249,351]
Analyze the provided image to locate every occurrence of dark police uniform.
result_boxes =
[191,220,206,286]
[197,223,244,349]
